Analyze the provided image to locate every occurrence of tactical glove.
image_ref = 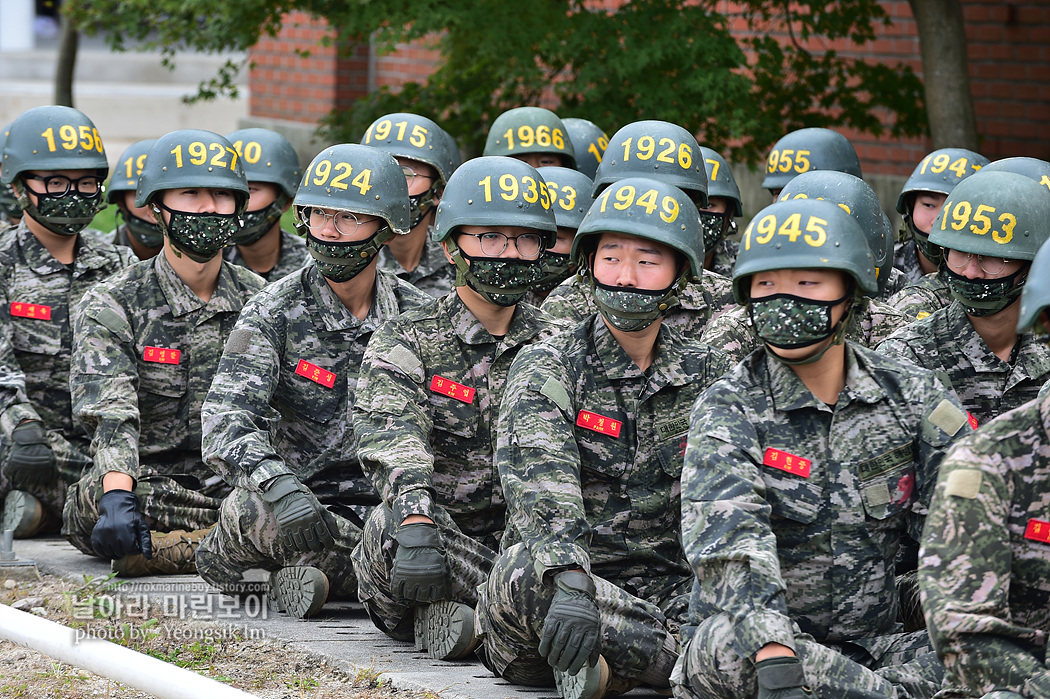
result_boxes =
[260,474,335,554]
[390,523,448,603]
[91,489,152,559]
[755,656,812,699]
[4,420,55,489]
[539,570,601,675]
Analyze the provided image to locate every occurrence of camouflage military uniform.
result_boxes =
[195,266,430,598]
[477,317,729,685]
[0,222,134,519]
[883,266,910,300]
[701,297,910,365]
[876,300,1050,427]
[708,237,738,278]
[63,253,265,555]
[919,394,1050,698]
[887,272,951,322]
[673,343,971,699]
[376,233,453,299]
[540,270,735,339]
[224,228,309,283]
[350,292,566,639]
[893,239,924,284]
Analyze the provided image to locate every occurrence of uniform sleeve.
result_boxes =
[70,287,141,484]
[874,330,925,369]
[681,379,796,659]
[538,282,589,325]
[497,345,589,580]
[0,273,42,436]
[698,306,759,365]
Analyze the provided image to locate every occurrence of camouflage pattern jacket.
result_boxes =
[708,237,739,279]
[893,238,924,285]
[376,233,454,299]
[71,252,265,485]
[224,229,309,283]
[682,343,970,658]
[886,271,951,322]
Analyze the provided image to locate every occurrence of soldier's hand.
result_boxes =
[390,523,448,603]
[755,656,813,699]
[4,420,55,489]
[91,489,152,559]
[260,474,335,554]
[539,570,601,675]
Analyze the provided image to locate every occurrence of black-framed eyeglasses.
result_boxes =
[459,231,544,259]
[299,206,381,237]
[21,173,103,198]
[946,248,1011,276]
[401,166,435,183]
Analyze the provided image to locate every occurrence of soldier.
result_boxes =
[524,166,595,306]
[698,146,742,278]
[63,130,265,576]
[0,106,135,540]
[918,237,1050,699]
[0,122,21,229]
[361,113,460,298]
[484,107,577,169]
[196,144,431,618]
[224,128,308,282]
[702,171,909,364]
[877,170,1050,428]
[476,177,730,699]
[761,128,863,199]
[674,199,971,699]
[107,139,164,260]
[562,118,608,180]
[351,156,566,660]
[541,120,735,336]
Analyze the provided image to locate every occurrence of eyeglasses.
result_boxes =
[459,231,544,259]
[299,207,381,237]
[22,173,102,198]
[946,248,1011,276]
[401,166,435,183]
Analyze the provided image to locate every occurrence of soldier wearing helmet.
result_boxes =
[362,113,461,297]
[476,178,729,699]
[761,128,863,199]
[676,198,969,699]
[523,166,595,305]
[106,139,163,260]
[562,117,609,180]
[0,106,135,542]
[351,156,568,661]
[223,128,308,282]
[195,143,431,619]
[698,146,742,277]
[878,169,1050,427]
[484,107,576,169]
[62,129,266,577]
[0,122,20,228]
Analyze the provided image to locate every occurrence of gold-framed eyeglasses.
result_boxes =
[946,248,1011,276]
[459,231,544,259]
[299,207,381,237]
[401,166,435,183]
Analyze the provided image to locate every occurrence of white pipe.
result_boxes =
[0,603,260,699]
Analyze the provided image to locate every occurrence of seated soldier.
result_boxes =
[107,139,164,260]
[698,146,742,278]
[524,166,594,306]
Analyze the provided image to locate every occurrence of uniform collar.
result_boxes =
[17,223,113,277]
[442,290,546,348]
[766,343,883,412]
[154,250,245,318]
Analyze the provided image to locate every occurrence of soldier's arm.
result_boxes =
[538,278,589,325]
[698,305,758,365]
[0,272,43,438]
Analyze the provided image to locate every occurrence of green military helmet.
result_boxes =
[1018,239,1050,333]
[538,166,594,230]
[483,107,576,169]
[761,128,861,193]
[107,139,157,204]
[593,121,708,207]
[136,129,248,211]
[226,128,302,199]
[733,198,877,304]
[361,113,460,185]
[1,105,108,184]
[929,169,1050,261]
[699,146,742,216]
[572,176,703,279]
[0,121,11,171]
[981,157,1050,193]
[562,118,609,180]
[294,143,410,235]
[895,148,988,215]
[432,156,557,246]
[778,171,893,297]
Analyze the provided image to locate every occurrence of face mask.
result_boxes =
[408,187,439,230]
[306,227,392,282]
[531,251,574,294]
[232,200,285,246]
[0,185,21,222]
[21,190,101,237]
[121,210,165,249]
[699,211,731,254]
[592,279,677,332]
[944,265,1027,317]
[749,291,851,350]
[906,216,944,266]
[155,201,240,263]
[448,240,546,307]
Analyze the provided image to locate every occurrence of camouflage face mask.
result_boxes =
[306,226,392,282]
[906,216,944,266]
[531,251,574,295]
[592,279,678,333]
[455,249,547,307]
[408,186,439,230]
[944,265,1027,317]
[699,211,731,254]
[21,190,101,237]
[232,200,285,246]
[0,185,21,222]
[122,210,165,249]
[156,201,240,263]
[749,292,851,350]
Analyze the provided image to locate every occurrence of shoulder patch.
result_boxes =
[225,327,253,355]
[944,468,983,499]
[928,398,967,436]
[386,344,422,376]
[539,377,571,412]
[93,307,130,338]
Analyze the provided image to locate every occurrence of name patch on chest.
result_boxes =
[295,359,336,388]
[1025,518,1050,544]
[429,375,475,404]
[657,417,690,439]
[967,412,979,430]
[762,448,811,478]
[576,410,621,438]
[857,443,914,481]
[10,302,51,321]
[143,346,181,365]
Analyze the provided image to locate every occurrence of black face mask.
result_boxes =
[944,264,1028,317]
[20,188,102,237]
[233,201,285,246]
[118,206,165,249]
[154,201,240,263]
[306,227,392,282]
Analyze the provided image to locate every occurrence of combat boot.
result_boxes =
[414,600,481,661]
[1,490,45,539]
[112,527,212,577]
[268,565,329,619]
[555,656,640,699]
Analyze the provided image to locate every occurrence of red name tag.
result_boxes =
[295,359,336,388]
[429,375,475,404]
[10,302,52,320]
[143,346,181,365]
[1025,518,1050,544]
[967,412,979,430]
[576,410,621,438]
[763,448,812,478]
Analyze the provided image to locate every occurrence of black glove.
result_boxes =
[755,656,812,699]
[4,420,55,489]
[260,474,335,554]
[539,570,601,675]
[91,489,152,559]
[390,522,448,603]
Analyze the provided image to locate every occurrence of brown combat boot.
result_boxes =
[112,527,213,577]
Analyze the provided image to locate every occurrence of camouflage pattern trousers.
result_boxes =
[0,431,91,530]
[63,470,230,556]
[195,486,363,599]
[477,542,688,687]
[671,612,943,699]
[351,503,497,640]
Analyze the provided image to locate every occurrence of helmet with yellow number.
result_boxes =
[361,113,460,185]
[1,105,108,183]
[895,148,988,215]
[562,118,609,180]
[761,128,861,193]
[108,139,157,204]
[593,120,707,207]
[537,166,595,231]
[1018,239,1050,334]
[483,107,576,169]
[226,128,302,199]
[980,157,1050,192]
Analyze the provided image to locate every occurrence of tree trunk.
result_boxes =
[54,13,79,108]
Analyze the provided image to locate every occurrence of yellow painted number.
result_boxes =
[939,200,1015,244]
[502,125,565,152]
[586,134,609,163]
[303,159,372,194]
[706,158,720,181]
[919,153,973,178]
[767,149,811,174]
[744,213,826,250]
[232,140,263,164]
